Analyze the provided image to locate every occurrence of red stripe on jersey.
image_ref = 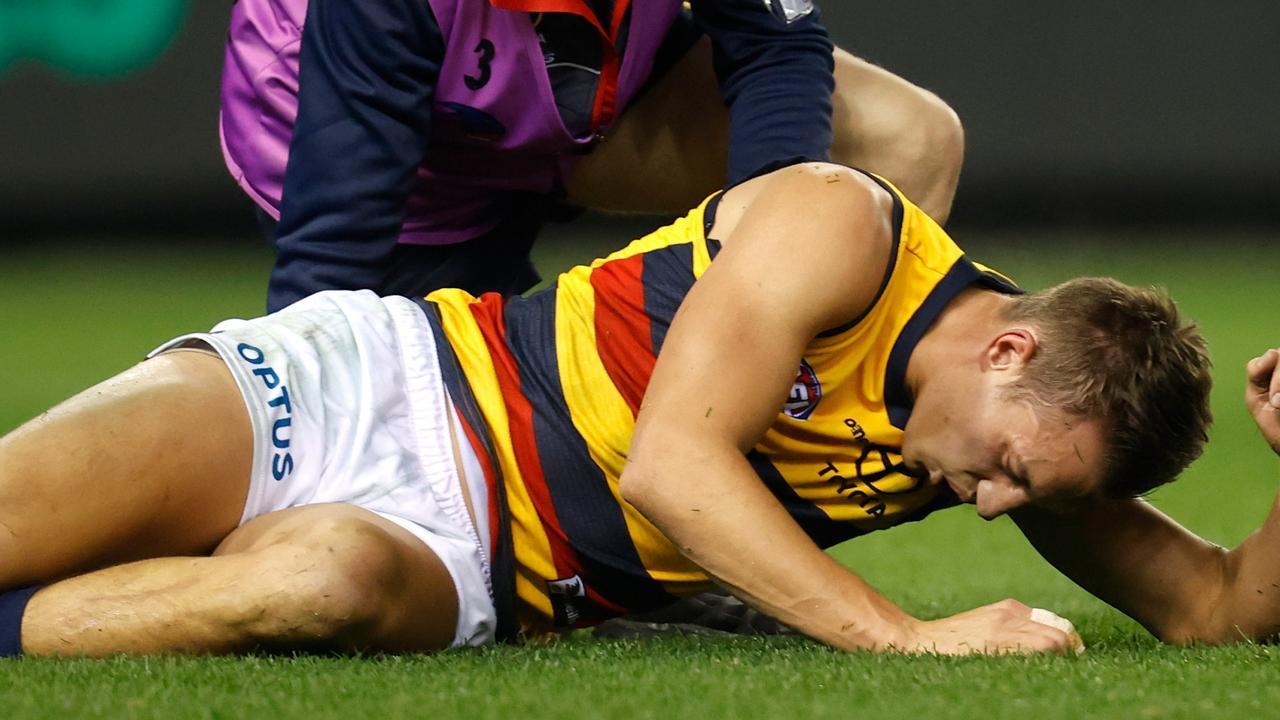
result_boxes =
[455,410,502,553]
[469,299,571,576]
[469,298,627,616]
[589,255,657,417]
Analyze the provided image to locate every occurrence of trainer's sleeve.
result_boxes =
[267,0,444,312]
[690,0,835,184]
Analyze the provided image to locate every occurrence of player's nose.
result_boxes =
[975,479,1029,520]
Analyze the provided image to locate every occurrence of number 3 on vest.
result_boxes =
[465,39,496,90]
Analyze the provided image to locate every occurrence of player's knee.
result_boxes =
[831,74,964,188]
[911,93,965,182]
[247,518,409,648]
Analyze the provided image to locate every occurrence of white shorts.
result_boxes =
[148,290,496,648]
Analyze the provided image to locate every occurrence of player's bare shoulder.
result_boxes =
[705,162,897,333]
[707,162,896,247]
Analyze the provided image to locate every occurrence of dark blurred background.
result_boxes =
[1,0,1277,239]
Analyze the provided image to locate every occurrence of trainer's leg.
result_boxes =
[20,504,460,656]
[566,39,964,223]
[0,350,252,589]
[826,50,964,224]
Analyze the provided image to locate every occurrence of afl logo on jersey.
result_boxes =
[783,359,822,420]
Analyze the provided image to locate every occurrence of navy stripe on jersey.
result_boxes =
[977,268,1022,296]
[817,172,905,338]
[640,243,696,356]
[703,191,726,237]
[747,451,868,549]
[883,259,1023,430]
[414,297,519,642]
[502,293,675,616]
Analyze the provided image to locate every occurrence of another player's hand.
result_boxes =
[898,599,1083,655]
[1246,348,1280,455]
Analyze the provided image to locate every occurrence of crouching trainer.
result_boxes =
[2,163,1277,657]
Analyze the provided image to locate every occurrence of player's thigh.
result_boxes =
[215,503,461,652]
[0,349,251,587]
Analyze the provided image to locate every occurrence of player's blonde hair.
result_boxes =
[1002,277,1213,497]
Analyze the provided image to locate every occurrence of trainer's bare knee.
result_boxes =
[238,516,411,650]
[891,96,963,222]
[830,50,965,223]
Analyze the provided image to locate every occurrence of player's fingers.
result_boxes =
[1270,350,1280,410]
[983,624,1071,656]
[1022,626,1073,655]
[982,601,1075,655]
[1246,349,1280,409]
[1029,608,1085,654]
[1246,351,1280,455]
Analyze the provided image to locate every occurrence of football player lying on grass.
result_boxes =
[0,162,1274,658]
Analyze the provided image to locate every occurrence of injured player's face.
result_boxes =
[902,377,1108,520]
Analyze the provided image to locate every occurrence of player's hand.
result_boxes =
[898,599,1083,655]
[1246,348,1280,455]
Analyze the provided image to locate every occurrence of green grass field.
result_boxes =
[1,224,1279,718]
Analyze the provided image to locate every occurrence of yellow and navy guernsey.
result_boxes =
[414,172,1021,641]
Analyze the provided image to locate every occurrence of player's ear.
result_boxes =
[984,328,1037,372]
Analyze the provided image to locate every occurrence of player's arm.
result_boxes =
[267,0,443,312]
[689,0,834,183]
[1013,349,1280,644]
[620,163,1073,654]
